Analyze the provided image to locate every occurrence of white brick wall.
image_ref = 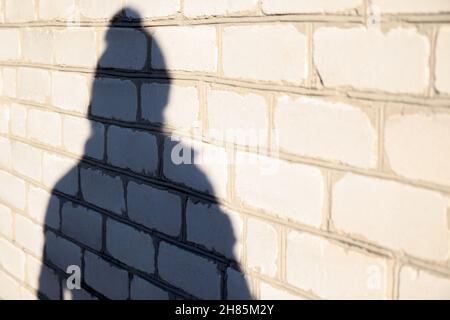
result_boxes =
[207,88,269,148]
[332,174,450,261]
[222,25,308,83]
[124,0,180,19]
[274,96,377,168]
[286,231,388,299]
[0,29,20,61]
[17,68,51,103]
[246,218,278,277]
[22,28,53,64]
[0,171,25,209]
[141,82,200,131]
[15,214,45,257]
[314,27,430,94]
[235,152,324,227]
[262,0,362,14]
[1,0,449,300]
[151,26,217,72]
[54,29,97,68]
[435,27,450,95]
[399,266,450,299]
[0,204,13,239]
[52,72,90,114]
[371,0,450,13]
[385,112,450,186]
[183,0,257,17]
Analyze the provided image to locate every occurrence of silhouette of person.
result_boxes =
[38,8,251,300]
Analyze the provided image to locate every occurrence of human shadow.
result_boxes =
[38,8,251,300]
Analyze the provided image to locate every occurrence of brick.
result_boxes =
[183,0,257,17]
[27,108,61,146]
[226,268,253,300]
[15,214,45,257]
[20,287,39,300]
[26,255,60,300]
[39,0,75,20]
[0,170,25,210]
[79,0,123,19]
[84,251,129,300]
[262,0,362,14]
[4,0,35,22]
[207,88,269,148]
[0,272,21,299]
[107,126,159,175]
[2,68,16,98]
[131,276,169,300]
[0,203,13,239]
[286,231,387,299]
[371,0,450,13]
[52,72,90,113]
[0,104,9,134]
[435,27,450,95]
[186,200,244,260]
[0,29,20,61]
[127,181,182,237]
[10,104,27,137]
[63,115,105,160]
[91,77,138,121]
[17,67,51,103]
[163,137,228,198]
[0,136,11,169]
[45,231,82,271]
[158,242,220,299]
[54,29,96,68]
[223,25,307,83]
[399,266,450,300]
[332,174,450,261]
[42,152,78,196]
[151,26,217,72]
[275,96,377,168]
[259,282,305,300]
[27,185,60,229]
[141,82,200,131]
[314,27,430,94]
[11,141,42,182]
[98,28,147,70]
[385,113,450,186]
[235,152,324,227]
[246,218,278,277]
[80,167,125,215]
[22,28,53,64]
[124,0,180,18]
[62,202,102,250]
[0,238,26,281]
[106,219,155,273]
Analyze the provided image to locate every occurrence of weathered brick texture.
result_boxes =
[0,0,449,300]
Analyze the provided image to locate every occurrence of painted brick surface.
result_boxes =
[0,0,449,301]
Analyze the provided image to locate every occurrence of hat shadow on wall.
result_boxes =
[38,7,251,300]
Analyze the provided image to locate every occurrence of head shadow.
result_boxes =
[38,7,252,300]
